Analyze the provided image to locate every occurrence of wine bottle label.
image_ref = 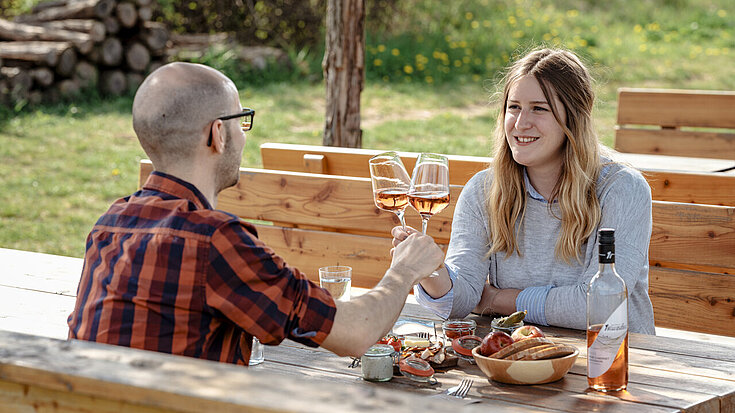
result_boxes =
[588,300,627,378]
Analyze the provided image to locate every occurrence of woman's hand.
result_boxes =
[472,283,522,316]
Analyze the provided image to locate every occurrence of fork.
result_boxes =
[415,332,431,340]
[446,378,473,398]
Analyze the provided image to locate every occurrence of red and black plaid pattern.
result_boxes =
[68,171,336,365]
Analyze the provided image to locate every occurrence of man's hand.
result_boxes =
[389,230,444,284]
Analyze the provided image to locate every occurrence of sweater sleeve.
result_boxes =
[544,167,653,332]
[443,171,494,319]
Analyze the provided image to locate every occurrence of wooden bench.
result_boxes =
[615,88,735,161]
[139,160,735,337]
[0,330,461,412]
[260,143,735,206]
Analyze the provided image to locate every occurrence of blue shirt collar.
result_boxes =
[523,168,552,203]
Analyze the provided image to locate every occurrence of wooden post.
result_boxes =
[322,0,364,148]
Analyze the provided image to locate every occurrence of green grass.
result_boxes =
[1,0,733,257]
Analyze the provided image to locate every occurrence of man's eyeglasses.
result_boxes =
[207,108,255,146]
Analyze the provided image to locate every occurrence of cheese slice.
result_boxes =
[403,337,430,348]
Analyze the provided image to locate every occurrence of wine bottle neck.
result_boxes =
[598,243,615,264]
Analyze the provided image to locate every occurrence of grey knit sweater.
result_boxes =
[415,161,656,334]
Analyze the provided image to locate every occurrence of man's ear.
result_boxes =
[210,119,225,153]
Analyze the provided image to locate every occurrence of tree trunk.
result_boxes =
[141,21,168,54]
[0,41,72,66]
[99,37,122,66]
[16,0,115,22]
[137,6,152,22]
[57,78,81,96]
[74,60,98,87]
[126,72,144,92]
[55,46,77,76]
[31,0,69,15]
[100,69,126,95]
[27,19,106,42]
[115,2,137,28]
[103,16,119,35]
[125,41,149,72]
[30,67,54,87]
[322,0,364,148]
[0,18,93,54]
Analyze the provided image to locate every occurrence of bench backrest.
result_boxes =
[615,88,735,160]
[261,143,735,206]
[140,160,735,336]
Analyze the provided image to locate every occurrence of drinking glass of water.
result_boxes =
[250,337,264,366]
[319,266,352,302]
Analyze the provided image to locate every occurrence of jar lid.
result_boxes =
[452,335,482,357]
[443,319,477,328]
[363,344,395,357]
[399,357,435,377]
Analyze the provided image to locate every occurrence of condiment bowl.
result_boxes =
[471,346,579,385]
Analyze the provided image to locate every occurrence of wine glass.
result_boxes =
[369,151,411,229]
[408,153,450,234]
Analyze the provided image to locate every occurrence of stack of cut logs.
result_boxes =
[0,0,169,106]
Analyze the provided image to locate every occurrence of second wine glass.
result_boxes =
[408,153,450,234]
[369,151,411,229]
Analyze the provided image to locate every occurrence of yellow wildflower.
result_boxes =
[404,65,414,74]
[392,48,400,56]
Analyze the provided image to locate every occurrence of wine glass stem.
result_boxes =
[394,210,406,230]
[421,216,430,234]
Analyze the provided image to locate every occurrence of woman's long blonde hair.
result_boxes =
[487,48,602,263]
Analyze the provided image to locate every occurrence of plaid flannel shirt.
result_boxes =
[68,171,336,365]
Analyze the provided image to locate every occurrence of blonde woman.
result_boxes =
[392,48,655,334]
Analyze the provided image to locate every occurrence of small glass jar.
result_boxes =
[361,344,395,382]
[442,319,476,340]
[491,317,524,335]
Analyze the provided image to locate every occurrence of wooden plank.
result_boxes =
[617,88,735,129]
[254,224,404,289]
[261,142,490,186]
[0,286,74,340]
[142,161,735,265]
[141,161,457,242]
[648,267,735,337]
[615,128,735,160]
[0,379,172,413]
[259,144,735,204]
[650,202,735,270]
[0,247,82,296]
[643,170,735,206]
[221,168,458,242]
[0,330,498,413]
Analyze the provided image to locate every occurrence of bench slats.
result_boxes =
[260,143,735,206]
[261,142,491,186]
[617,88,735,129]
[643,170,735,206]
[255,224,396,289]
[615,88,735,160]
[649,201,735,271]
[616,128,735,160]
[141,161,735,273]
[649,267,735,337]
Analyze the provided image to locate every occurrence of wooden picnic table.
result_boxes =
[2,247,735,412]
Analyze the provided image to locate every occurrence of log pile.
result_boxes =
[0,0,169,106]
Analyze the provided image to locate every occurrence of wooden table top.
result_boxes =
[2,247,735,412]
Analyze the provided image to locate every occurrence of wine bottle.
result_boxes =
[587,228,629,392]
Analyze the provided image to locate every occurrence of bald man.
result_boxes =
[67,62,444,364]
